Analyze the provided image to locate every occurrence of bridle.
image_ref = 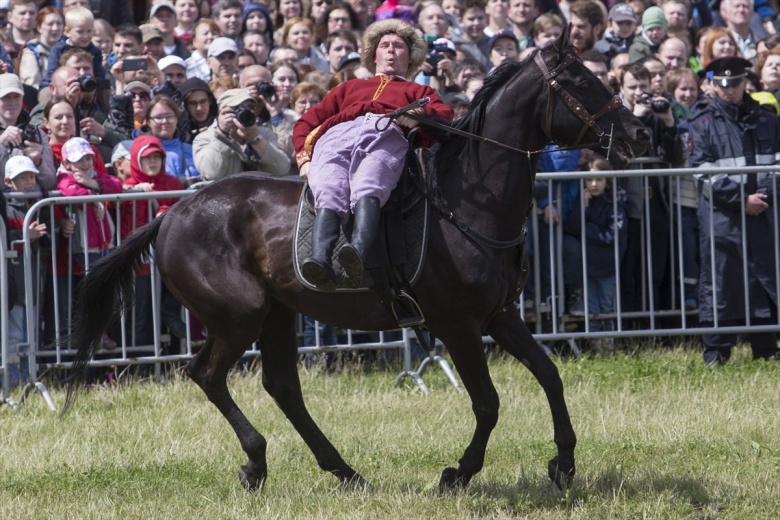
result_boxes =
[372,49,630,251]
[532,50,624,158]
[379,48,626,160]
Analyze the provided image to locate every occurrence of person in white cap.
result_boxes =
[193,88,290,179]
[208,36,240,80]
[159,55,188,89]
[150,0,192,60]
[3,155,48,386]
[0,73,57,189]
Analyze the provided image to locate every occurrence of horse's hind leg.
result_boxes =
[259,301,368,489]
[186,333,269,491]
[433,324,500,492]
[487,308,577,489]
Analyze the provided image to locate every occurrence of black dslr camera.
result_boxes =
[256,80,277,98]
[234,105,257,127]
[79,75,98,93]
[10,124,41,149]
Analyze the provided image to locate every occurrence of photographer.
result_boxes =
[29,63,128,166]
[239,64,298,171]
[617,62,685,323]
[0,74,56,189]
[193,88,290,179]
[416,37,458,96]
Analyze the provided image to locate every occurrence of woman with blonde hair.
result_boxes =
[282,16,329,72]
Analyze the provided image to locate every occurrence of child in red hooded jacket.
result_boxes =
[122,135,186,345]
[121,135,184,240]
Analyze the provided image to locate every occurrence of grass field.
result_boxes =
[2,345,780,519]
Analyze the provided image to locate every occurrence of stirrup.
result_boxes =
[391,290,425,328]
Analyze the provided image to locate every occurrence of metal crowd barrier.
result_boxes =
[3,163,780,408]
[1,188,449,410]
[518,161,780,353]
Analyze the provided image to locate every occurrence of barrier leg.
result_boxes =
[393,329,430,394]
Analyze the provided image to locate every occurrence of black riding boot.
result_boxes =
[338,196,381,285]
[301,208,340,290]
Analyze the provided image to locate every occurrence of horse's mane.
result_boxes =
[424,52,538,211]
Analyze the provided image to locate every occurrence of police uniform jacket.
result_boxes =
[688,94,780,322]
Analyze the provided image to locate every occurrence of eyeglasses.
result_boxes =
[329,16,350,23]
[294,98,320,107]
[129,91,151,100]
[149,113,177,123]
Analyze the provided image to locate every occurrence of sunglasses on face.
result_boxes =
[130,91,151,100]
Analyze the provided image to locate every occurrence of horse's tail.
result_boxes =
[62,215,165,416]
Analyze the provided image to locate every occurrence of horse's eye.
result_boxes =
[578,80,591,89]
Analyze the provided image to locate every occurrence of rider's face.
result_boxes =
[374,34,411,77]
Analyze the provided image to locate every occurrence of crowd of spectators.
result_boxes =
[3,0,780,380]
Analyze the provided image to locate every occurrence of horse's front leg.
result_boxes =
[433,325,500,492]
[487,306,576,489]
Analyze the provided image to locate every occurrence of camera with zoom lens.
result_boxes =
[79,74,98,93]
[256,80,277,98]
[234,105,257,127]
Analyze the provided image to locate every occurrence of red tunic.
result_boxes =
[292,75,454,168]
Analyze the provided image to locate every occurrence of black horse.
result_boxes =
[65,34,648,492]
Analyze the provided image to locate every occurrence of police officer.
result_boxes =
[689,56,780,365]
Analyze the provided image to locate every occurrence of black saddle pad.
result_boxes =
[293,186,429,292]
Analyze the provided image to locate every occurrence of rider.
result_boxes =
[292,19,453,289]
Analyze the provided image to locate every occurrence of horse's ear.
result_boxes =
[556,23,571,53]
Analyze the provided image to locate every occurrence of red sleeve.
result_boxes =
[7,217,25,231]
[292,82,345,166]
[96,171,123,194]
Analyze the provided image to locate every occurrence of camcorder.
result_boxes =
[637,92,671,113]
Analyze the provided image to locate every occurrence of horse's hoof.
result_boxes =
[438,466,469,493]
[548,456,575,490]
[238,464,267,492]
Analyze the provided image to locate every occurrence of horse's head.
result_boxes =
[533,29,649,167]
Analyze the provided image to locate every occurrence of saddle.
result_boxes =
[293,147,433,325]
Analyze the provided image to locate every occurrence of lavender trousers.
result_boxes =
[309,114,408,224]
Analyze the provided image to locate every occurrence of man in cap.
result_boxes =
[141,24,166,62]
[237,65,295,165]
[595,3,637,61]
[293,19,453,289]
[688,56,780,365]
[150,0,191,60]
[1,73,56,189]
[193,88,290,180]
[159,55,188,89]
[208,37,240,80]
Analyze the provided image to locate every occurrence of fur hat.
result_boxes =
[361,19,426,79]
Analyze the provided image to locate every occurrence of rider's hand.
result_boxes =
[397,107,425,129]
[299,162,311,181]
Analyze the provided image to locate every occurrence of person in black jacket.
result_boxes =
[689,56,780,365]
[617,62,685,326]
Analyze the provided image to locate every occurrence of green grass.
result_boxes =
[2,346,780,519]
